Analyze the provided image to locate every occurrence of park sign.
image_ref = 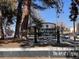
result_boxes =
[39,28,56,36]
[38,22,56,37]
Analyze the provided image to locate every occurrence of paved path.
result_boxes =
[0,57,73,59]
[0,47,74,51]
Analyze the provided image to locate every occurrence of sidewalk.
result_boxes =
[0,46,75,51]
[0,57,73,59]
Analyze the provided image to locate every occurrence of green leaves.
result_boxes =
[32,0,63,13]
[31,3,46,10]
[69,1,78,21]
[74,0,79,5]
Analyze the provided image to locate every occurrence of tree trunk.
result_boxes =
[0,17,4,39]
[14,0,23,38]
[14,0,31,39]
[20,0,31,39]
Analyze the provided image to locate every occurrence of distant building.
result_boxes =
[63,27,70,34]
[41,22,56,29]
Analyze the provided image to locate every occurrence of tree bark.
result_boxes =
[14,0,23,38]
[0,17,4,39]
[14,0,31,39]
[20,0,31,39]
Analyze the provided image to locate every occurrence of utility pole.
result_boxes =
[69,0,78,41]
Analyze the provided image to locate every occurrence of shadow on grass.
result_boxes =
[20,41,75,48]
[0,38,75,48]
[51,43,74,47]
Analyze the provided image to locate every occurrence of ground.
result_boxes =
[0,39,77,59]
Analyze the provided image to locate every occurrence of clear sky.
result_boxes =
[38,0,73,28]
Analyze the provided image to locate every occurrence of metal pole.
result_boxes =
[57,26,60,44]
[34,26,37,43]
[73,21,76,41]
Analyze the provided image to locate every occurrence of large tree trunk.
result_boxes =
[14,0,31,39]
[0,17,4,39]
[20,0,31,39]
[14,0,23,38]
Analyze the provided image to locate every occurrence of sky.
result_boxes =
[38,0,73,28]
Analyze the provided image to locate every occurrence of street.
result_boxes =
[0,47,77,59]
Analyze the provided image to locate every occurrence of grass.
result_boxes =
[0,38,77,47]
[0,38,25,44]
